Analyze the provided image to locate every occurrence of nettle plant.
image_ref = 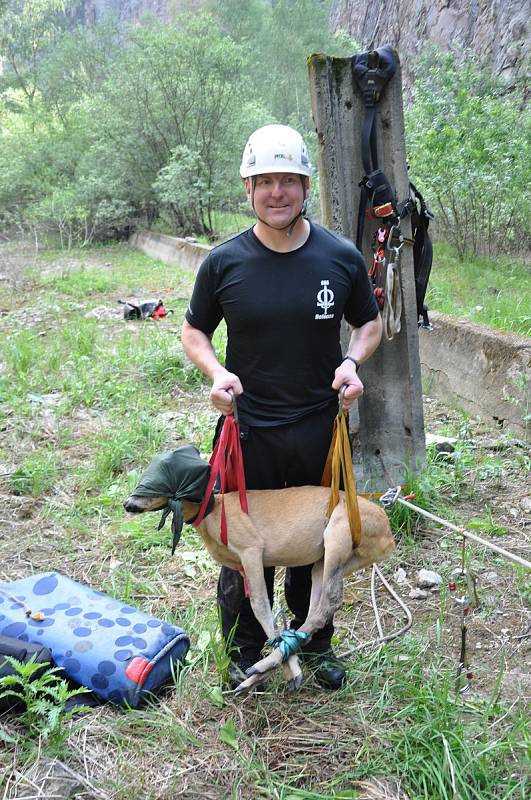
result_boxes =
[0,655,91,752]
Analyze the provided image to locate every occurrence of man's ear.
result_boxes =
[244,177,251,198]
[305,176,310,196]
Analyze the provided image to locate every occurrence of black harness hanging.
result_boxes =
[352,45,434,329]
[352,45,398,252]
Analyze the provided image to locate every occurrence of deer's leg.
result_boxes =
[295,510,351,643]
[234,547,302,693]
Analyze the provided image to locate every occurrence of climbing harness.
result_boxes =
[321,386,362,547]
[352,45,398,254]
[352,46,434,332]
[192,390,248,546]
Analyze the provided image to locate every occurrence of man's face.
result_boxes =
[246,172,309,229]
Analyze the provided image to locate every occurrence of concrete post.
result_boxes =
[308,52,426,491]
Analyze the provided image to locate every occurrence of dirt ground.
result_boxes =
[0,240,529,798]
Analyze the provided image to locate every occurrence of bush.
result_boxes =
[406,48,530,259]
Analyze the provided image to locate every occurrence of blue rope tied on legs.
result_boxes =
[268,629,308,661]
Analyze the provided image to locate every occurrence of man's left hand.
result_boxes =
[332,361,364,411]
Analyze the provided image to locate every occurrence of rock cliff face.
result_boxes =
[74,0,170,25]
[71,0,528,88]
[330,0,528,88]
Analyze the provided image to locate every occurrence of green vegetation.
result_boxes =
[0,0,355,242]
[406,48,529,259]
[0,656,91,755]
[0,1,528,791]
[427,242,530,336]
[0,244,528,798]
[2,2,527,265]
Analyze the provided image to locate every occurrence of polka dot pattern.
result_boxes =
[33,575,58,595]
[0,572,189,708]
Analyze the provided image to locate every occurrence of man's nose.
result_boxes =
[270,180,284,195]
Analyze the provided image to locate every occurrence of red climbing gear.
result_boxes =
[192,394,248,546]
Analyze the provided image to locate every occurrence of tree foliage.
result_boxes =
[0,0,71,111]
[405,48,530,258]
[1,1,354,242]
[0,3,527,256]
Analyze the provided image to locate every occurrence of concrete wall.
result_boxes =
[129,230,211,273]
[129,230,530,438]
[420,312,529,437]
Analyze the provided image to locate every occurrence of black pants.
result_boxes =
[216,404,337,664]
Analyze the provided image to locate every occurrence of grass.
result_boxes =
[427,241,530,336]
[151,208,253,245]
[7,452,62,497]
[0,240,528,800]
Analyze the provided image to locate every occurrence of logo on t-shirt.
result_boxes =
[315,280,335,320]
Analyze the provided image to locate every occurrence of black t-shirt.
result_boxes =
[185,223,379,426]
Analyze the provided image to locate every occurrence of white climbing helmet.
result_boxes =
[239,124,312,178]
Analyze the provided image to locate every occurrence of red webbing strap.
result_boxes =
[192,415,248,546]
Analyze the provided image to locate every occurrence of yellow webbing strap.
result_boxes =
[320,401,362,548]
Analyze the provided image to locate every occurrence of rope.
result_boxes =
[394,496,531,570]
[338,564,413,658]
[0,587,45,621]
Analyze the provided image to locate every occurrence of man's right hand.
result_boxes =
[210,370,243,415]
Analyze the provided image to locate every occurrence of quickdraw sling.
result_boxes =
[320,389,362,548]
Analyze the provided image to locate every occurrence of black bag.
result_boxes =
[0,635,53,712]
[118,299,172,320]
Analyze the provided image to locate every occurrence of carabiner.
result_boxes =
[338,384,347,415]
[386,224,404,257]
[227,388,239,423]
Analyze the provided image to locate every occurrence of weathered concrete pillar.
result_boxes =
[308,52,426,490]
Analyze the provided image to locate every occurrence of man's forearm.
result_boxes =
[181,320,243,414]
[344,315,382,364]
[181,320,225,380]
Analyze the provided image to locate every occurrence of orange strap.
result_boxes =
[320,409,361,548]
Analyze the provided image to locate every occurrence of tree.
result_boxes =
[0,0,72,114]
[405,48,530,258]
[79,13,263,236]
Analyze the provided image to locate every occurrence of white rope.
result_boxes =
[396,496,531,570]
[338,563,413,658]
[337,490,529,662]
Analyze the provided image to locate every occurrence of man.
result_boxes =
[182,124,382,689]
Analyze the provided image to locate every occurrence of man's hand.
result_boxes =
[210,369,243,415]
[332,360,363,412]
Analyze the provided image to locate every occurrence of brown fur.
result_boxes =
[124,485,395,691]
